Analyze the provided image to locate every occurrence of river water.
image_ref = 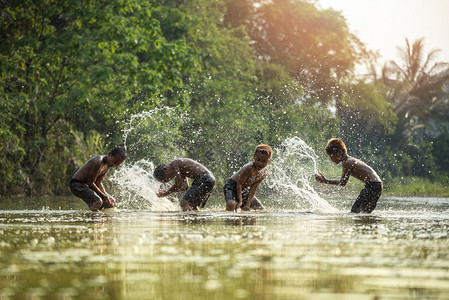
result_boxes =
[0,196,448,299]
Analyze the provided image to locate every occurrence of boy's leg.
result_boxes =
[180,199,195,211]
[351,182,382,213]
[199,174,216,208]
[183,174,216,211]
[224,179,237,211]
[240,188,264,209]
[250,196,265,210]
[181,191,200,211]
[70,184,103,211]
[89,200,104,211]
[359,182,382,213]
[351,191,365,213]
[225,187,264,211]
[226,200,237,211]
[239,188,249,208]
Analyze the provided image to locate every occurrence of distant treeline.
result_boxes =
[1,0,449,195]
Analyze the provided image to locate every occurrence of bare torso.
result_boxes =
[170,158,209,180]
[342,156,381,184]
[231,162,268,188]
[72,155,109,184]
[156,158,209,198]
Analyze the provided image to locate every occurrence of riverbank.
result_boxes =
[313,176,449,198]
[383,177,449,197]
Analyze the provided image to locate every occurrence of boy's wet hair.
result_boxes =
[153,164,167,181]
[254,144,273,159]
[325,138,347,155]
[111,147,127,159]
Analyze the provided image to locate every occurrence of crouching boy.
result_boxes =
[225,144,273,212]
[154,158,216,211]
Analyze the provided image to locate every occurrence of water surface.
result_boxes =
[0,196,448,299]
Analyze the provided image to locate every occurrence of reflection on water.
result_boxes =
[0,197,448,299]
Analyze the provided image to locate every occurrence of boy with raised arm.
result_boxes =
[224,144,273,212]
[315,138,382,213]
[153,158,216,211]
[70,147,126,211]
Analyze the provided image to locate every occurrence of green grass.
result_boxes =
[383,177,449,197]
[312,172,449,198]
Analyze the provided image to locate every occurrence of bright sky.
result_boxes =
[319,0,449,65]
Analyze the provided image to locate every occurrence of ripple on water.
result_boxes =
[0,197,448,299]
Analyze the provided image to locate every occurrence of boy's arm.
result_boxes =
[315,169,350,186]
[96,173,116,205]
[232,166,251,211]
[157,173,189,197]
[235,181,244,211]
[169,176,189,194]
[241,181,261,211]
[86,161,109,201]
[95,173,107,194]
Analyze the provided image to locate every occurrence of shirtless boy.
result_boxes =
[153,158,216,211]
[315,138,382,213]
[224,144,273,212]
[70,147,126,211]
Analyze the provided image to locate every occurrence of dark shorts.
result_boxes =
[351,181,383,213]
[223,178,264,209]
[69,178,105,209]
[183,172,216,208]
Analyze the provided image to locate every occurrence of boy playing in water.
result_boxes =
[224,144,273,212]
[70,147,126,211]
[153,158,216,211]
[315,138,382,213]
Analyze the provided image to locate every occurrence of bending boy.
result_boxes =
[315,138,382,213]
[153,158,216,211]
[224,144,273,212]
[70,147,126,211]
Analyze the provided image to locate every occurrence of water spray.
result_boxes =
[266,136,338,213]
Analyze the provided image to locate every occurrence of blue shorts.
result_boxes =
[223,178,264,209]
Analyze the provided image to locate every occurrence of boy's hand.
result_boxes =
[235,201,243,212]
[156,189,169,197]
[102,195,116,208]
[241,205,250,211]
[108,196,116,206]
[314,173,326,183]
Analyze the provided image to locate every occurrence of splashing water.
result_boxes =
[122,107,175,147]
[109,159,178,211]
[111,109,335,212]
[109,107,189,211]
[266,137,338,213]
[121,107,187,154]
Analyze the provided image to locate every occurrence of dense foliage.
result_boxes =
[1,0,448,196]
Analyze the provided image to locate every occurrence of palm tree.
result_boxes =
[383,38,449,143]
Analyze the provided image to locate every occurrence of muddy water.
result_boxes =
[0,196,448,299]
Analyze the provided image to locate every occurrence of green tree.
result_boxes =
[175,0,264,180]
[0,96,25,194]
[0,0,196,195]
[339,80,397,154]
[386,38,449,144]
[367,38,449,177]
[247,0,370,105]
[3,0,425,196]
[432,131,449,176]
